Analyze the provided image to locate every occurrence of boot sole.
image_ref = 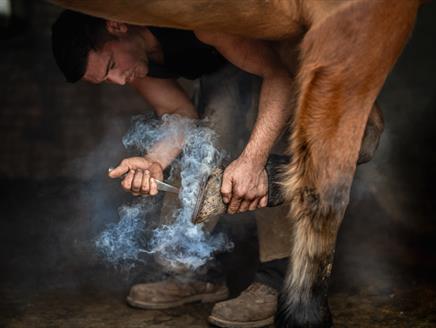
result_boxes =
[126,288,229,310]
[208,315,274,328]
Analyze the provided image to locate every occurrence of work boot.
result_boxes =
[208,282,277,328]
[127,279,229,310]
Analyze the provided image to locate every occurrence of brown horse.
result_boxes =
[49,0,422,326]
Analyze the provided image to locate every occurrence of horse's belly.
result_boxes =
[49,0,305,39]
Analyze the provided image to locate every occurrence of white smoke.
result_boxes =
[96,114,233,271]
[95,199,151,270]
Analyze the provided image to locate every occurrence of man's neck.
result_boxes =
[140,27,164,63]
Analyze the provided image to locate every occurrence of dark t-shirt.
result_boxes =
[147,27,227,80]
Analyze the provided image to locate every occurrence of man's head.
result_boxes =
[52,10,149,85]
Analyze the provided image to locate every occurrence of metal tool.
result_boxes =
[108,167,179,194]
[153,179,179,194]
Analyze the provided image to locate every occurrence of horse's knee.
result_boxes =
[358,103,384,164]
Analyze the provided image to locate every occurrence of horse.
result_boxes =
[49,0,422,326]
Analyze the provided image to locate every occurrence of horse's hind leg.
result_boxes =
[276,1,419,327]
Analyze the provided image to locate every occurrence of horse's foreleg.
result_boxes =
[276,1,419,327]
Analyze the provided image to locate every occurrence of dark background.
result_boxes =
[0,1,435,327]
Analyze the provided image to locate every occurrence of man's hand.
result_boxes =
[221,156,268,214]
[108,156,164,196]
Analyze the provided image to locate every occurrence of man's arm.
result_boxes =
[195,31,293,213]
[108,77,197,195]
[131,77,197,120]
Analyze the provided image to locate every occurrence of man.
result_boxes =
[52,10,293,328]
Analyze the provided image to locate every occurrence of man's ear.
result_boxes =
[106,21,128,35]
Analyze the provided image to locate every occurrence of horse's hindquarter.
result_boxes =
[49,0,306,39]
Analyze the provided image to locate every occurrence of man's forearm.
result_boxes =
[241,72,293,166]
[145,139,183,169]
[129,77,199,169]
[145,108,198,169]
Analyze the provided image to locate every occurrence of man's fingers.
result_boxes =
[238,200,251,213]
[108,165,129,178]
[110,157,165,197]
[131,170,144,193]
[121,169,135,191]
[227,196,242,214]
[258,195,268,208]
[248,198,260,211]
[141,170,151,194]
[220,175,233,204]
[237,190,258,212]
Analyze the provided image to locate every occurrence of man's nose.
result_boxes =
[107,71,126,85]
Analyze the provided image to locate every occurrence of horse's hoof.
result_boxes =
[275,292,333,328]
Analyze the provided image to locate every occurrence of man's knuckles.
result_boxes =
[234,188,259,201]
[120,157,149,168]
[233,186,250,198]
[120,159,133,168]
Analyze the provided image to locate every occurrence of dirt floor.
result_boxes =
[1,284,435,328]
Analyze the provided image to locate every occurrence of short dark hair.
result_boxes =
[51,10,113,83]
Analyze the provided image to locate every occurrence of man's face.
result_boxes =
[83,26,148,85]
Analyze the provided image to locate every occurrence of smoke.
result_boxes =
[95,114,233,271]
[95,199,153,270]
